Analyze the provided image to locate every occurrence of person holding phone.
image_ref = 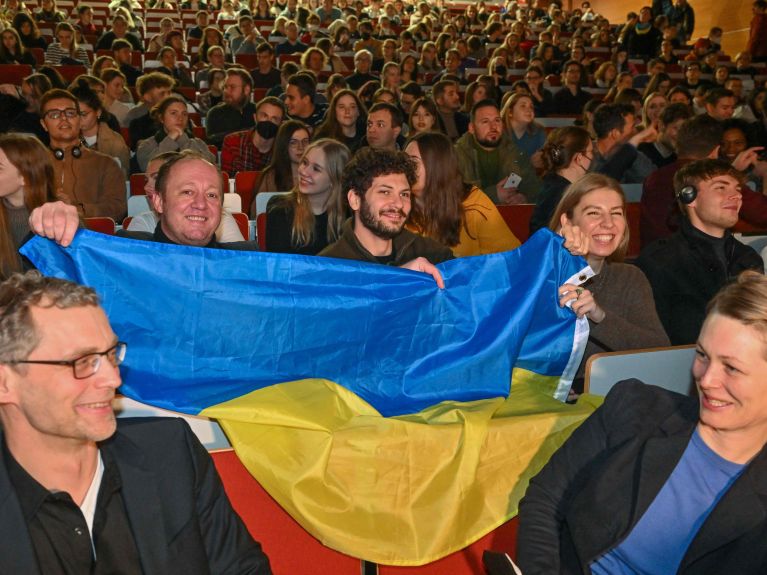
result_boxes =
[455,99,541,205]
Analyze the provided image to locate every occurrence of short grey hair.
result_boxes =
[354,49,373,62]
[0,271,100,365]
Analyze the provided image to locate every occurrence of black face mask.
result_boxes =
[255,120,278,139]
[361,31,371,40]
[495,66,507,76]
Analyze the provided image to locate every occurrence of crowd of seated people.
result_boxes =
[0,0,764,356]
[2,0,767,571]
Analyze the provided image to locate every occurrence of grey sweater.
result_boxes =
[576,262,670,385]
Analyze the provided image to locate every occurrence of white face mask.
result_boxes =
[308,24,319,31]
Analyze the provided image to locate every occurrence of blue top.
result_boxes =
[510,126,546,161]
[591,428,746,575]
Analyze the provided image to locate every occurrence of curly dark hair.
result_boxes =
[344,148,417,197]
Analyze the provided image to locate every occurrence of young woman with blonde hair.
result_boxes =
[265,139,351,254]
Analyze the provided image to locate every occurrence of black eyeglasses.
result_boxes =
[43,108,80,120]
[10,341,127,380]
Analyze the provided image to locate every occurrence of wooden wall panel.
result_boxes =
[589,0,752,56]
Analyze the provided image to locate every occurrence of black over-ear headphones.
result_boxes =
[676,184,697,204]
[52,145,82,161]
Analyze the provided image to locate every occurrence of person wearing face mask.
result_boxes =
[529,126,594,234]
[221,97,286,175]
[353,20,382,59]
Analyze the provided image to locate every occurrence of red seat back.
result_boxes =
[496,204,535,243]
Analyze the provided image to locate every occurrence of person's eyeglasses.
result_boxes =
[10,341,127,379]
[44,108,80,120]
[288,138,310,149]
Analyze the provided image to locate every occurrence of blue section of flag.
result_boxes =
[22,229,585,417]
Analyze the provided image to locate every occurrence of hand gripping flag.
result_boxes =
[22,228,600,566]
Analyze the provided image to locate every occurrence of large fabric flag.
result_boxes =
[22,229,599,565]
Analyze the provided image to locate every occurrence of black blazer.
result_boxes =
[517,380,767,575]
[0,418,272,574]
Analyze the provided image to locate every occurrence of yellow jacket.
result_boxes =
[408,187,520,258]
[454,187,520,257]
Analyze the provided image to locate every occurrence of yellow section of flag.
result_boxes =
[202,371,602,566]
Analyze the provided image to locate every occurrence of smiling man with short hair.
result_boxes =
[637,159,764,345]
[118,151,256,249]
[0,271,271,573]
[319,147,452,286]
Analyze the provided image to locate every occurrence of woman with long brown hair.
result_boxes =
[250,120,310,214]
[0,134,57,279]
[0,27,36,66]
[404,131,519,257]
[313,89,367,151]
[13,12,47,50]
[265,139,350,255]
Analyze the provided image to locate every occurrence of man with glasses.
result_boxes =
[346,49,378,91]
[551,60,593,116]
[206,69,256,149]
[0,271,272,573]
[524,65,553,117]
[40,89,126,222]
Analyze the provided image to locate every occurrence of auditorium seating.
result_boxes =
[84,216,116,235]
[231,211,250,239]
[256,212,267,250]
[0,64,33,85]
[234,170,260,215]
[584,345,697,397]
[211,448,519,575]
[496,204,535,243]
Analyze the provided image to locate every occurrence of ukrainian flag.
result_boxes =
[22,229,600,566]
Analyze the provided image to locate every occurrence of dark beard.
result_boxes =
[475,135,501,148]
[359,195,405,239]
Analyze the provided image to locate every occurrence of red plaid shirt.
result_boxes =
[220,129,272,175]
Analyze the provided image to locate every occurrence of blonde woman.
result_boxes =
[265,138,350,254]
[44,22,90,65]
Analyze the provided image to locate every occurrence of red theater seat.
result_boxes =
[211,449,519,574]
[497,204,535,243]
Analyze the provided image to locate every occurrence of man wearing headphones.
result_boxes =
[40,89,126,222]
[636,159,763,345]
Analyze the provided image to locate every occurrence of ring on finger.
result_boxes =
[575,287,584,297]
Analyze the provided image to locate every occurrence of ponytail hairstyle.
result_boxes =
[539,126,591,174]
